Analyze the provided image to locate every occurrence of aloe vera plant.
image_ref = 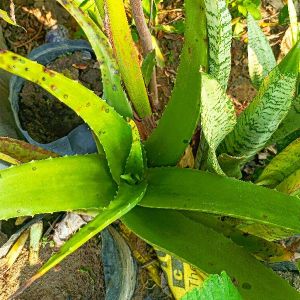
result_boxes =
[1,0,300,299]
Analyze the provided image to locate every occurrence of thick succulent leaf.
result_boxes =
[123,207,300,300]
[141,167,300,232]
[0,155,116,220]
[221,40,300,162]
[269,94,300,144]
[288,0,299,46]
[256,138,300,187]
[181,271,242,300]
[104,0,151,118]
[247,13,276,88]
[0,50,132,183]
[141,50,156,86]
[200,73,236,175]
[217,153,245,178]
[123,120,145,184]
[0,137,58,163]
[184,211,293,263]
[204,0,232,90]
[14,181,147,296]
[57,0,132,118]
[145,0,207,167]
[276,168,300,196]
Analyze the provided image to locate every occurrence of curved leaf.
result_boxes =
[13,181,147,297]
[0,50,132,183]
[123,207,300,300]
[205,0,232,90]
[256,137,300,187]
[0,137,58,163]
[200,73,236,175]
[145,0,207,167]
[182,272,242,300]
[221,40,300,162]
[184,211,293,263]
[276,168,300,196]
[57,0,132,118]
[0,155,116,220]
[104,0,151,118]
[247,13,276,88]
[141,167,300,232]
[269,94,300,144]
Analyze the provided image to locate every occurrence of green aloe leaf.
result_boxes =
[276,168,300,196]
[256,138,300,187]
[0,50,132,183]
[104,0,151,118]
[269,94,300,144]
[205,0,232,90]
[200,73,236,175]
[145,0,207,167]
[57,0,132,118]
[141,50,156,86]
[141,167,300,232]
[247,13,276,88]
[0,155,116,220]
[13,180,147,297]
[0,137,58,163]
[123,207,300,300]
[221,40,300,163]
[181,271,242,300]
[184,211,293,263]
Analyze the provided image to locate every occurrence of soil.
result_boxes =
[19,51,103,143]
[0,237,105,300]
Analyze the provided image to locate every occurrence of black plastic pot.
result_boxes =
[9,40,97,155]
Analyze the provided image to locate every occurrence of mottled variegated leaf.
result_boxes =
[201,73,236,175]
[205,0,232,90]
[276,168,300,197]
[247,13,276,88]
[256,138,300,187]
[270,94,300,144]
[221,41,299,162]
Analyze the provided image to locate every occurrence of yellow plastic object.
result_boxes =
[156,251,207,299]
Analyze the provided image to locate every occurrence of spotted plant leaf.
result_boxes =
[256,138,300,187]
[57,0,133,118]
[247,13,276,89]
[221,41,300,163]
[200,73,236,175]
[0,50,132,184]
[204,0,232,90]
[13,180,147,298]
[145,0,207,166]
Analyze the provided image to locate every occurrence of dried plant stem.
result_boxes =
[130,0,159,110]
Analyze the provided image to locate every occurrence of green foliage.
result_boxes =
[181,271,242,300]
[145,0,207,167]
[0,0,300,298]
[227,0,261,19]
